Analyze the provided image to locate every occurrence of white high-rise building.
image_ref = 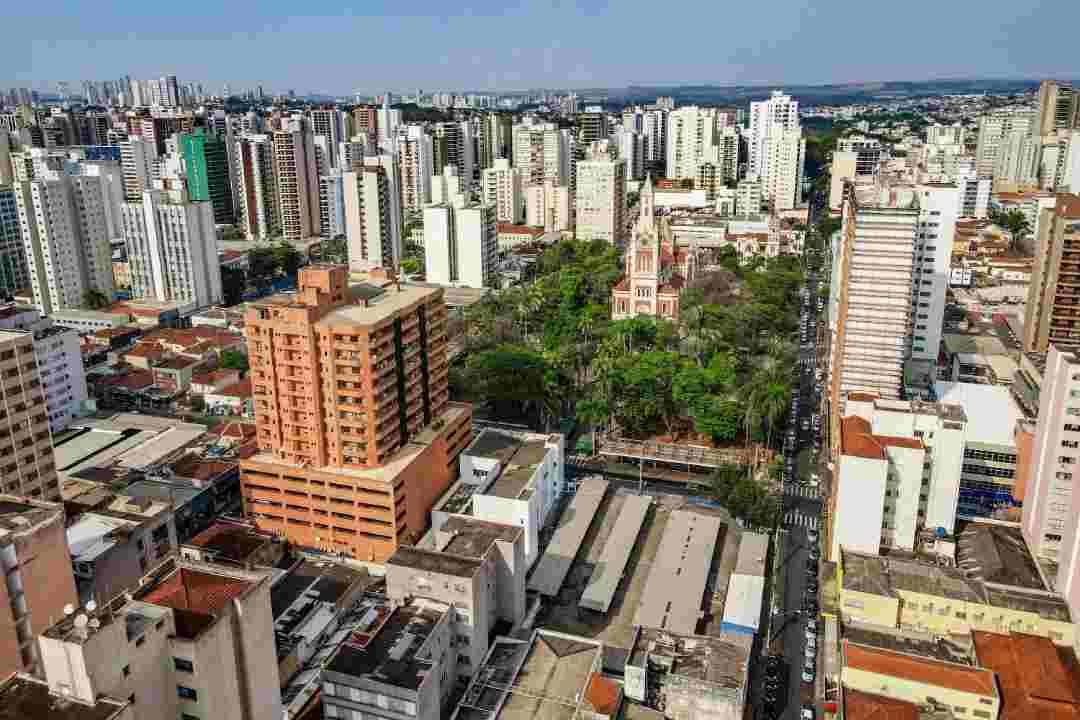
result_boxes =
[120,188,222,308]
[641,109,666,172]
[120,136,155,201]
[431,166,467,206]
[994,129,1041,190]
[614,126,644,181]
[234,134,277,239]
[14,174,115,315]
[956,159,991,219]
[1059,130,1080,193]
[481,158,522,224]
[512,120,570,186]
[397,125,434,215]
[423,201,496,288]
[273,120,319,241]
[665,106,720,181]
[318,172,346,239]
[525,181,571,233]
[575,141,626,244]
[343,162,401,272]
[747,91,800,179]
[975,108,1036,178]
[309,108,346,168]
[747,91,804,210]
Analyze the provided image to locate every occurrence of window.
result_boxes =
[173,658,194,673]
[177,686,198,701]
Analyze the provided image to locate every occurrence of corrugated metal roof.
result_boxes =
[720,574,764,633]
[733,532,768,577]
[579,494,652,614]
[527,477,608,597]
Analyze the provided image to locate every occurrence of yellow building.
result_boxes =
[839,550,1075,647]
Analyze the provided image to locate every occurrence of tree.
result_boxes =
[82,289,109,309]
[219,349,249,373]
[272,242,304,278]
[247,246,277,281]
[221,266,245,306]
[991,209,1031,252]
[320,235,348,264]
[401,258,422,275]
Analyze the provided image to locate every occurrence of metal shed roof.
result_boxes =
[579,494,653,614]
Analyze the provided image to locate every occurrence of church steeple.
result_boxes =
[639,174,655,233]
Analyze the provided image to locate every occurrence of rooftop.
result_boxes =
[956,522,1047,590]
[933,382,1024,447]
[437,515,523,558]
[841,622,975,666]
[528,476,609,597]
[465,429,524,465]
[270,557,366,619]
[0,674,129,720]
[136,566,255,639]
[840,416,924,461]
[629,627,751,691]
[387,545,482,578]
[972,631,1080,720]
[941,333,1010,357]
[312,284,441,329]
[325,598,448,691]
[843,689,920,720]
[843,640,997,696]
[186,521,275,564]
[0,496,63,542]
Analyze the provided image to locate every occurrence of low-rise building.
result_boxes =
[203,379,252,417]
[0,673,134,720]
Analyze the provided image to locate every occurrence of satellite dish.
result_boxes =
[86,600,98,613]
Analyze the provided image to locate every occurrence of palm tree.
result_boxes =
[992,209,1031,253]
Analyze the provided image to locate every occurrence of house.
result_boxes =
[204,379,253,417]
[190,369,242,395]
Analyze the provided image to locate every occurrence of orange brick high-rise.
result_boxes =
[239,265,472,561]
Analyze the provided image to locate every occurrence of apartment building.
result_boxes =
[233,134,278,240]
[309,108,345,167]
[239,265,473,561]
[120,189,222,309]
[0,186,29,294]
[179,128,233,224]
[0,331,58,500]
[1036,80,1079,137]
[39,560,282,720]
[15,173,116,315]
[665,106,720,182]
[343,165,398,273]
[524,179,571,233]
[830,395,965,559]
[481,158,522,224]
[397,125,434,215]
[975,108,1036,178]
[318,172,346,239]
[1024,195,1080,352]
[273,121,319,241]
[575,141,627,244]
[120,136,156,201]
[32,320,88,432]
[477,112,513,170]
[512,120,571,186]
[423,201,496,289]
[433,121,474,183]
[747,90,804,210]
[837,135,885,176]
[0,496,78,679]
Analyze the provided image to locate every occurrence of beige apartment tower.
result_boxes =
[0,331,59,499]
[1025,194,1080,352]
[240,265,472,561]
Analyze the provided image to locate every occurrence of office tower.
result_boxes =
[397,125,433,215]
[343,164,398,272]
[1024,195,1080,352]
[424,201,497,288]
[614,126,644,181]
[575,141,626,244]
[1036,81,1078,137]
[179,128,233,224]
[318,172,346,239]
[525,180,571,232]
[0,331,59,498]
[747,90,800,178]
[15,174,115,314]
[240,265,471,561]
[234,134,278,239]
[40,561,282,720]
[120,188,222,307]
[309,108,345,167]
[512,120,569,186]
[433,121,474,183]
[0,496,77,678]
[975,108,1036,177]
[0,187,29,292]
[579,109,608,146]
[665,106,720,181]
[120,136,155,201]
[481,158,522,224]
[273,120,319,241]
[827,180,957,406]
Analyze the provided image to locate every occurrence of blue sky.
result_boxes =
[4,0,1078,94]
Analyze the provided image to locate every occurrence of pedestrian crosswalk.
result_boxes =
[784,485,819,499]
[784,510,819,529]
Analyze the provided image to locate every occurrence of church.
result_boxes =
[611,176,695,322]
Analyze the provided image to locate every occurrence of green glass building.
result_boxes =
[180,128,234,225]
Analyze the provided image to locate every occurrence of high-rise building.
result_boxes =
[120,137,156,201]
[273,121,319,241]
[975,108,1036,178]
[0,130,12,186]
[641,109,667,175]
[512,120,570,186]
[397,125,434,216]
[424,200,497,288]
[234,133,278,240]
[15,174,115,314]
[343,164,399,272]
[827,180,957,409]
[481,157,522,224]
[433,121,474,183]
[0,186,30,293]
[746,92,804,210]
[1036,80,1079,137]
[993,128,1041,190]
[318,172,346,239]
[478,112,513,170]
[0,496,77,678]
[239,265,472,561]
[179,128,233,224]
[0,331,59,498]
[1024,195,1080,352]
[352,105,378,144]
[614,126,644,181]
[578,110,609,147]
[665,106,720,181]
[140,115,181,157]
[524,180,571,233]
[747,91,800,178]
[120,189,223,308]
[575,141,626,244]
[309,108,345,168]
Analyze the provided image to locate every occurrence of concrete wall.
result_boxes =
[832,455,887,560]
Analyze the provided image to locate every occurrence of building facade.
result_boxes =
[423,201,497,288]
[1024,195,1080,352]
[574,141,627,244]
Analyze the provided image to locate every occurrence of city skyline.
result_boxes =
[5,0,1080,95]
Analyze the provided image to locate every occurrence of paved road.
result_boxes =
[762,190,828,720]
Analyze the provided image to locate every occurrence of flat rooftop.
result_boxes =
[629,627,750,691]
[842,622,975,666]
[388,545,483,578]
[453,631,612,720]
[634,510,723,635]
[933,382,1023,447]
[843,641,997,697]
[0,674,128,720]
[313,284,441,329]
[528,476,609,597]
[0,496,63,541]
[270,558,365,619]
[956,522,1047,590]
[437,515,523,558]
[465,429,523,464]
[325,598,447,691]
[186,521,274,564]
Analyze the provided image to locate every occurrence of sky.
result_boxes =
[4,0,1078,95]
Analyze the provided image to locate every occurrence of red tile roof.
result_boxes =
[140,567,252,616]
[844,689,920,720]
[216,379,252,398]
[844,641,997,696]
[613,277,630,292]
[496,223,544,236]
[973,631,1080,720]
[99,369,155,390]
[584,672,622,716]
[840,416,923,459]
